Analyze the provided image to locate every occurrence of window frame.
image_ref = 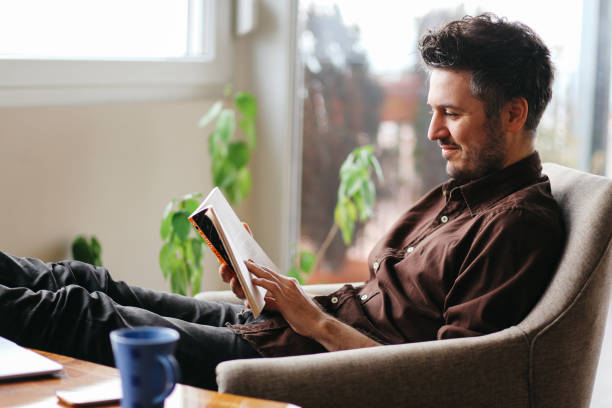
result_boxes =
[0,0,233,106]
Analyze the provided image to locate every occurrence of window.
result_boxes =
[296,0,609,284]
[0,0,232,106]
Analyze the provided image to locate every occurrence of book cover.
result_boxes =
[188,187,277,317]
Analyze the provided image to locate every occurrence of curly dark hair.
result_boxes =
[418,13,554,131]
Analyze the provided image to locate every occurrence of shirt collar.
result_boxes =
[441,152,543,216]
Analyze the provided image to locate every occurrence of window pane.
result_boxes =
[0,1,191,59]
[297,0,597,284]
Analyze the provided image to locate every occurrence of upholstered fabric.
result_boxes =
[196,163,612,408]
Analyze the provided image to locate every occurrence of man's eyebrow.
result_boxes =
[427,103,465,111]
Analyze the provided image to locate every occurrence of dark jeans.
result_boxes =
[0,251,262,389]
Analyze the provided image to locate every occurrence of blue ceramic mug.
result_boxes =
[110,327,180,408]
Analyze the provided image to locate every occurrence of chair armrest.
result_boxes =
[195,283,363,304]
[299,282,364,296]
[216,327,529,408]
[194,290,243,305]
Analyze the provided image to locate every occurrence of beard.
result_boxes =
[444,117,507,182]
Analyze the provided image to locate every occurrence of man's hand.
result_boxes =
[245,260,381,351]
[219,263,247,302]
[245,260,327,339]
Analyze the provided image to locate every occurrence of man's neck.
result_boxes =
[502,131,535,169]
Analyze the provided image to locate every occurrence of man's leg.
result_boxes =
[0,252,261,389]
[0,251,239,325]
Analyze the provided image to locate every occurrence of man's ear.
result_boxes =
[502,97,529,132]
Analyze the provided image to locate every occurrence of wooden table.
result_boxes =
[0,350,298,407]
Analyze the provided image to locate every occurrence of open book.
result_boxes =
[188,187,278,317]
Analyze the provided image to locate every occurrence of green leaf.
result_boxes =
[341,221,355,245]
[299,251,316,273]
[198,100,223,128]
[191,267,203,295]
[161,200,176,240]
[180,192,203,201]
[368,154,384,181]
[184,239,196,265]
[159,242,174,278]
[235,167,252,202]
[339,154,356,177]
[238,117,256,150]
[190,238,203,266]
[215,109,236,142]
[167,255,188,296]
[357,145,373,164]
[346,199,358,222]
[172,211,191,242]
[170,262,187,296]
[354,190,367,221]
[363,179,376,209]
[208,130,227,156]
[334,202,347,233]
[213,161,236,189]
[72,236,92,263]
[234,92,257,120]
[161,212,173,240]
[90,236,101,256]
[182,198,200,215]
[71,235,103,266]
[344,168,363,197]
[225,182,241,205]
[335,199,357,245]
[227,141,250,169]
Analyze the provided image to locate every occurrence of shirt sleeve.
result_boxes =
[437,208,564,340]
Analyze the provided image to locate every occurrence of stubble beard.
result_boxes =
[446,117,507,182]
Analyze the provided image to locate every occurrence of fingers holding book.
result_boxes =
[245,260,326,339]
[218,263,247,303]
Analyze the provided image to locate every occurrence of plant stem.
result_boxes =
[312,223,339,275]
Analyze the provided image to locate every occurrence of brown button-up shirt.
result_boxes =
[230,152,565,356]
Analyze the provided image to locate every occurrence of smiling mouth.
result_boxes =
[439,142,460,158]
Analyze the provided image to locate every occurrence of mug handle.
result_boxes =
[152,355,180,405]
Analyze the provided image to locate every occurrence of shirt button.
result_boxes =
[360,294,368,301]
[373,261,380,271]
[406,246,415,254]
[440,215,449,223]
[331,296,339,304]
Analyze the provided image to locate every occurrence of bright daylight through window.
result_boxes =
[0,0,230,106]
[0,0,208,59]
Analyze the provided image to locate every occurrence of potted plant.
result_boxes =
[159,87,258,295]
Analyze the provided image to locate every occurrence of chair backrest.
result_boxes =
[517,163,612,408]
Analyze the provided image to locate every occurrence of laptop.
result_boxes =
[0,336,62,380]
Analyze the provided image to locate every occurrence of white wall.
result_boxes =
[0,100,223,291]
[0,0,297,293]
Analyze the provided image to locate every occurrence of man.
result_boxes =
[0,14,564,390]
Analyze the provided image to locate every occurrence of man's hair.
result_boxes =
[418,13,554,131]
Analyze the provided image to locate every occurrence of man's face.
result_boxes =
[427,69,507,181]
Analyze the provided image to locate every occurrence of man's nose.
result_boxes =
[427,113,450,141]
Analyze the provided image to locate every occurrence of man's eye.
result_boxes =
[444,111,459,117]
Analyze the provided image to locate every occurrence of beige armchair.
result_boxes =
[196,163,612,408]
